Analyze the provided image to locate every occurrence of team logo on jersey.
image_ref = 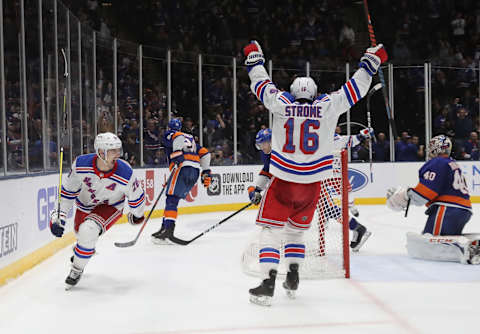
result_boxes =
[348,168,368,192]
[185,184,198,202]
[145,170,155,206]
[207,174,221,196]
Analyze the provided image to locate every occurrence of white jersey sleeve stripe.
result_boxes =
[254,79,272,102]
[279,95,291,104]
[343,78,361,106]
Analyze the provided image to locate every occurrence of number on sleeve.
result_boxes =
[452,169,469,195]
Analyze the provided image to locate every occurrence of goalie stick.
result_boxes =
[362,0,398,139]
[114,170,175,248]
[168,202,253,245]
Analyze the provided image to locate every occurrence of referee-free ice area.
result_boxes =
[1,204,480,334]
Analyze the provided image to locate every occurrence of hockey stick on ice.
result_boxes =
[168,202,253,245]
[56,48,69,220]
[114,170,175,248]
[366,83,381,182]
[362,0,398,139]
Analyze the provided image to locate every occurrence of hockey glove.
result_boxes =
[127,212,144,225]
[357,127,374,140]
[201,169,212,188]
[169,150,184,167]
[243,40,265,67]
[49,209,67,238]
[359,44,388,76]
[248,186,262,205]
[386,186,409,212]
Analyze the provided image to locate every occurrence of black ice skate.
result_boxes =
[282,263,299,299]
[151,223,175,245]
[249,269,277,306]
[65,265,83,290]
[350,224,372,252]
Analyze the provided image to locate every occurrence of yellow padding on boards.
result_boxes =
[0,232,75,286]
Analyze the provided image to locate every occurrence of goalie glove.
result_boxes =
[243,40,265,68]
[386,186,409,212]
[248,186,262,205]
[201,169,212,188]
[127,212,144,225]
[359,44,388,76]
[49,209,67,238]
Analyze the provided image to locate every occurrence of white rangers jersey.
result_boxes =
[59,153,145,218]
[248,65,372,183]
[333,133,362,151]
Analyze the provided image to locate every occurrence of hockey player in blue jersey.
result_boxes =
[151,118,212,244]
[387,135,480,264]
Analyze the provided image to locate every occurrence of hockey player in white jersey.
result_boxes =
[331,130,373,251]
[49,132,146,289]
[243,40,387,305]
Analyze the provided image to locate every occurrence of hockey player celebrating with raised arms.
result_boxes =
[386,135,480,265]
[49,132,146,289]
[243,40,387,306]
[151,118,211,244]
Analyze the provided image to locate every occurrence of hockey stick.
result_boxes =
[366,83,381,183]
[362,0,398,139]
[114,170,175,248]
[56,48,68,220]
[168,202,253,245]
[404,198,411,218]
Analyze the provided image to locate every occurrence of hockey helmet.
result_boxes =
[290,77,317,101]
[94,132,122,161]
[168,118,182,131]
[255,128,272,150]
[428,135,452,159]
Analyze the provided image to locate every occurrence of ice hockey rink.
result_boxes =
[1,204,479,334]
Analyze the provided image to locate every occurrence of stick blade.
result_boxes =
[114,241,136,248]
[168,235,191,246]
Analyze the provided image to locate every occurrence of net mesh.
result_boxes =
[241,150,349,279]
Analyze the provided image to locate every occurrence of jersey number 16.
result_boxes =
[282,118,320,154]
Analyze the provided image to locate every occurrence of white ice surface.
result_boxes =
[1,204,480,334]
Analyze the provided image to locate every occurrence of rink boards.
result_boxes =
[2,161,480,285]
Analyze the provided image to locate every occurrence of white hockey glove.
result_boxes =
[243,40,265,67]
[49,209,67,238]
[386,186,409,212]
[357,127,374,140]
[359,44,388,76]
[127,212,145,225]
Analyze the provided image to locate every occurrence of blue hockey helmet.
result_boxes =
[255,128,272,149]
[168,118,182,131]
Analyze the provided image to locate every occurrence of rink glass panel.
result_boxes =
[141,45,168,167]
[69,12,82,160]
[202,54,234,166]
[95,34,115,135]
[80,24,95,155]
[4,0,26,174]
[116,39,140,167]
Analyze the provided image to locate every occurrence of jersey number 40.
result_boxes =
[283,118,320,154]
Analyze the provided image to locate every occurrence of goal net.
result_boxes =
[241,150,350,279]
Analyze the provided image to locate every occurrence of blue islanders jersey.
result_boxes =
[162,129,209,170]
[411,156,471,210]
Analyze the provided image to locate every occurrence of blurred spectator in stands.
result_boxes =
[395,131,418,161]
[433,106,450,135]
[412,135,425,161]
[356,139,370,162]
[182,116,199,142]
[143,118,161,164]
[210,145,224,166]
[149,148,167,167]
[373,132,390,162]
[451,12,466,47]
[454,106,473,140]
[463,131,480,160]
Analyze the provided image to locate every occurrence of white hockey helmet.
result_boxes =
[428,135,452,159]
[94,132,122,161]
[290,77,318,101]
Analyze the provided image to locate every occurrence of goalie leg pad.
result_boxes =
[258,227,282,278]
[73,219,101,270]
[406,232,468,263]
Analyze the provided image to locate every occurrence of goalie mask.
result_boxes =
[290,77,317,101]
[94,132,123,163]
[428,135,452,159]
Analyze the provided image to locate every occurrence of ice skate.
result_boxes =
[351,224,372,252]
[151,223,175,245]
[282,263,299,299]
[65,265,83,290]
[461,244,480,265]
[249,269,277,306]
